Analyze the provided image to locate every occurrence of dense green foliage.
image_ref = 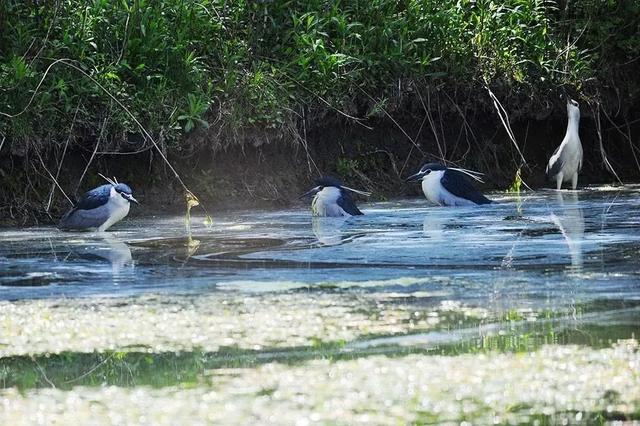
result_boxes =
[1,0,638,154]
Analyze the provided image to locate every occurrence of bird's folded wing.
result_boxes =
[578,145,583,172]
[441,170,492,205]
[74,185,112,210]
[546,145,564,178]
[337,194,364,215]
[59,205,111,229]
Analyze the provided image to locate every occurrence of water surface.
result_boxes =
[1,186,639,423]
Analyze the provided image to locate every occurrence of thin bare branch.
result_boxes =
[357,86,425,155]
[415,86,445,162]
[1,58,206,216]
[76,116,108,194]
[34,149,72,205]
[591,102,623,184]
[0,58,69,119]
[485,85,529,169]
[63,353,115,385]
[30,356,56,388]
[279,73,373,130]
[46,100,82,211]
[600,107,640,173]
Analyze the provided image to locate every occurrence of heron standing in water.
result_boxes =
[546,99,583,190]
[405,163,492,206]
[59,178,138,231]
[300,176,370,217]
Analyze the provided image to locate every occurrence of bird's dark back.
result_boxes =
[74,184,112,211]
[442,170,492,205]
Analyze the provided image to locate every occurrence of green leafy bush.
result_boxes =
[0,0,636,155]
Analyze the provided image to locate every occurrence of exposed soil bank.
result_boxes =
[1,103,640,226]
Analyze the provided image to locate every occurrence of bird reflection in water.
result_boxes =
[550,191,585,271]
[312,217,365,246]
[82,234,134,273]
[422,214,449,244]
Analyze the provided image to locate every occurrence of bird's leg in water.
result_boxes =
[556,172,564,190]
[571,173,578,190]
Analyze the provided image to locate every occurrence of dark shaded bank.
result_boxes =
[2,95,640,226]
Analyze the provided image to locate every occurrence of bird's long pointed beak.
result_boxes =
[124,194,139,205]
[298,186,321,199]
[405,171,425,183]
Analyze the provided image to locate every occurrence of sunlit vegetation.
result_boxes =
[1,343,638,423]
[1,0,638,154]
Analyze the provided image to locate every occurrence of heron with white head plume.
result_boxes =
[546,98,583,190]
[59,175,138,231]
[300,176,370,217]
[405,163,492,206]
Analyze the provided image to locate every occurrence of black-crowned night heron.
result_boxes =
[546,99,583,190]
[300,176,370,217]
[59,181,138,231]
[405,163,492,206]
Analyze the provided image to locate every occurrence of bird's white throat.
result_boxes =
[312,187,340,215]
[98,187,131,231]
[109,187,131,208]
[421,170,446,204]
[311,186,353,217]
[565,103,580,142]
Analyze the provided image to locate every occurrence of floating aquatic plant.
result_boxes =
[185,190,212,232]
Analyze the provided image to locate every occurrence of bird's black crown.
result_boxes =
[315,176,343,188]
[114,183,133,195]
[419,163,447,174]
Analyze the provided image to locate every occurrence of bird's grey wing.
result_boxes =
[74,185,111,210]
[578,144,583,172]
[337,194,363,215]
[546,145,564,178]
[441,170,492,205]
[59,205,110,230]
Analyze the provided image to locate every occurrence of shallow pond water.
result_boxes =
[1,186,639,423]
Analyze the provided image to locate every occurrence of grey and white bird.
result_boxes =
[59,179,138,231]
[299,176,370,217]
[405,163,492,206]
[546,98,583,190]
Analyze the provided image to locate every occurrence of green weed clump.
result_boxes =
[0,0,637,156]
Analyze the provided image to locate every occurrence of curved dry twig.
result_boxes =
[591,101,623,184]
[485,85,529,170]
